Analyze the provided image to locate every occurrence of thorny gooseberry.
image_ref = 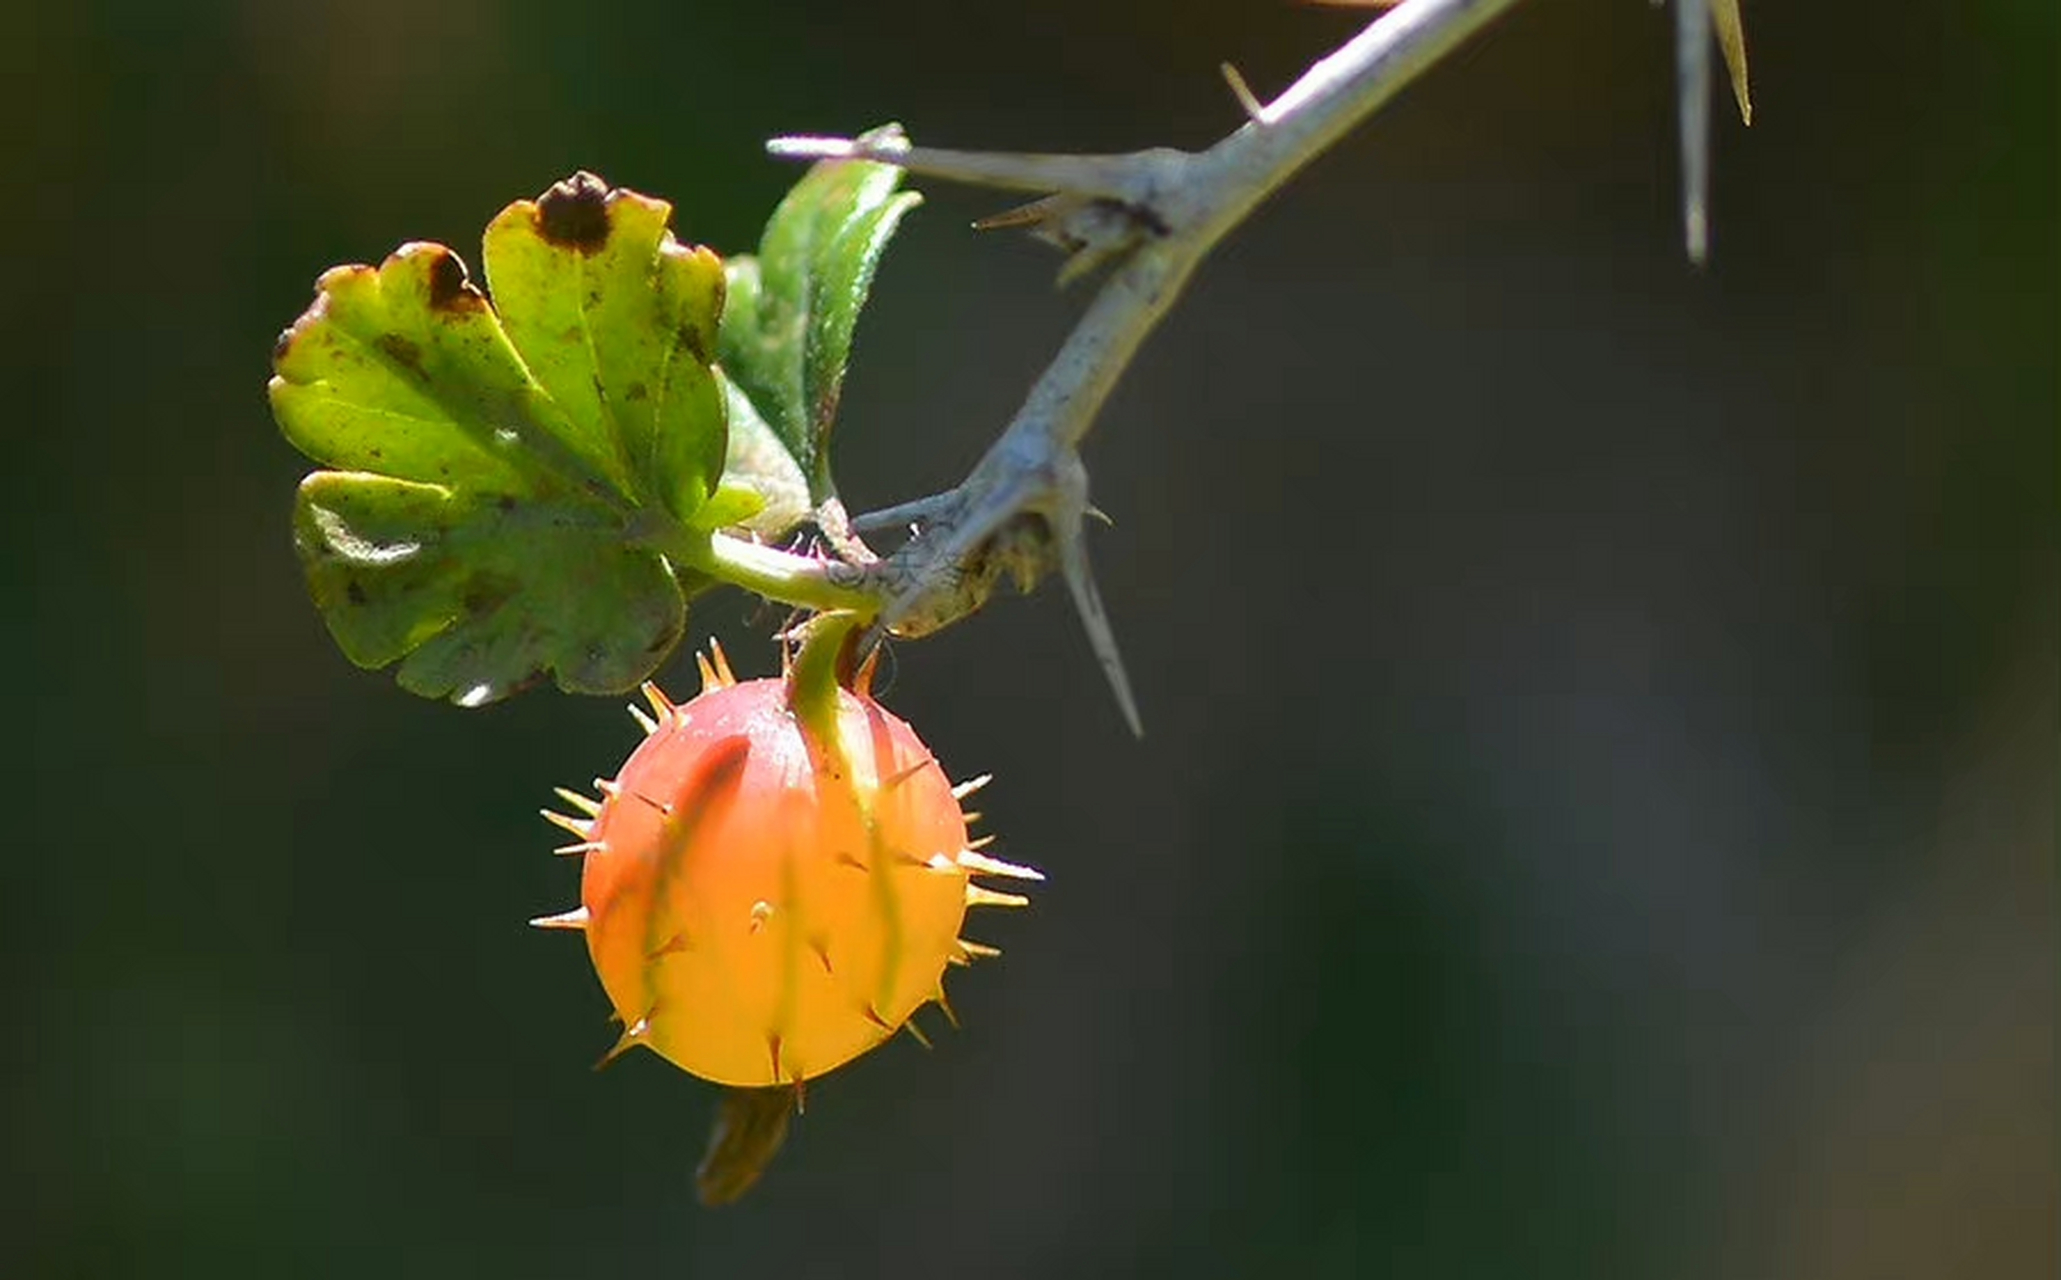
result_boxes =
[530,630,1038,1098]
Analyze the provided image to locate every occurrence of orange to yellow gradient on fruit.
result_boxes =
[530,619,1036,1089]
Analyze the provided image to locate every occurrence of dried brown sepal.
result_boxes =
[696,1086,797,1207]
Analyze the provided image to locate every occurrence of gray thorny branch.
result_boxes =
[770,0,1740,737]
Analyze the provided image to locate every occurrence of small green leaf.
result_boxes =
[719,124,919,499]
[713,369,810,538]
[271,173,727,704]
[803,188,920,458]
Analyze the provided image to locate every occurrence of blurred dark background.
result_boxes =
[5,0,2053,1276]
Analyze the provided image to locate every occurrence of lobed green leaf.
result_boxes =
[293,471,690,705]
[271,173,726,704]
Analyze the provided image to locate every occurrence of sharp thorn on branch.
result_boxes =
[1052,509,1143,739]
[769,133,1184,209]
[1670,0,1750,265]
[1220,62,1268,124]
[770,0,1742,733]
[1710,0,1753,127]
[1675,0,1713,266]
[972,199,1057,233]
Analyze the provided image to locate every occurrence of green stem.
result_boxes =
[784,610,863,743]
[667,528,883,617]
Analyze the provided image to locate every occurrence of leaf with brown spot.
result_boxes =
[270,174,728,704]
[483,172,727,523]
[271,245,551,494]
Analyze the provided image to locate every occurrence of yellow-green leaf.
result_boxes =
[270,173,726,704]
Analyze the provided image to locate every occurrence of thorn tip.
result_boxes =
[966,884,1031,910]
[552,786,602,817]
[958,849,1044,881]
[1220,61,1266,123]
[541,809,593,839]
[529,906,590,931]
[709,638,737,688]
[1055,512,1145,737]
[954,938,1002,964]
[950,773,993,801]
[881,757,936,792]
[595,1015,649,1069]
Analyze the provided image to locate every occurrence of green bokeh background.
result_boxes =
[6,1,2052,1275]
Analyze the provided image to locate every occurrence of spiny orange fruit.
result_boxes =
[531,635,1037,1089]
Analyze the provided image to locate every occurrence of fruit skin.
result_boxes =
[578,673,973,1087]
